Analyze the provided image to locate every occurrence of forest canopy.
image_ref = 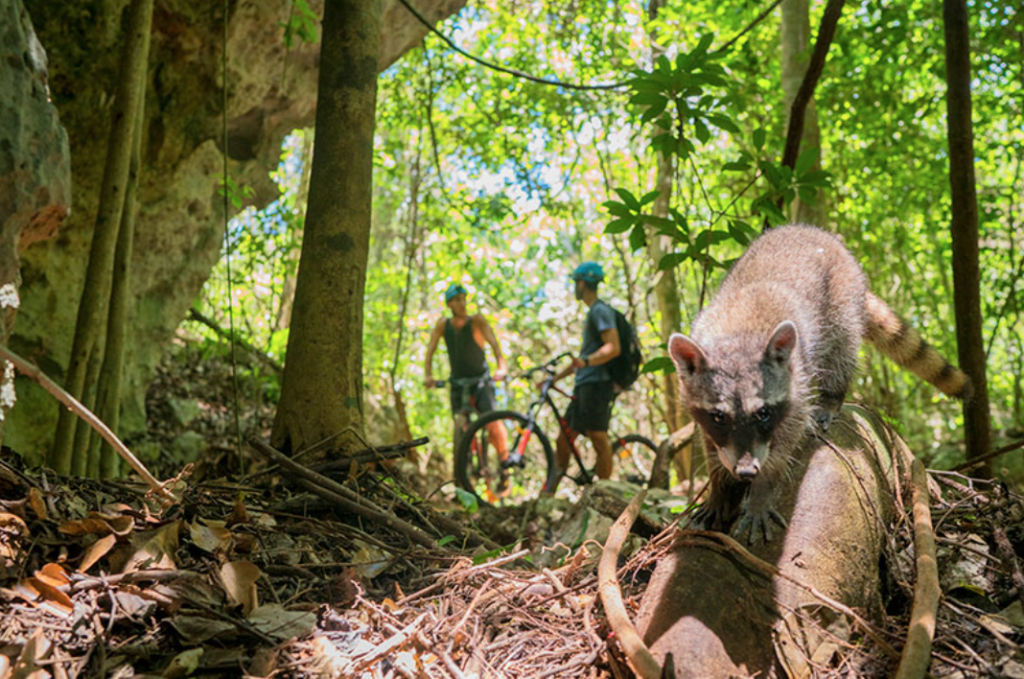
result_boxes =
[190,0,1022,476]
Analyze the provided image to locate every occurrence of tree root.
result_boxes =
[599,489,664,679]
[895,459,940,679]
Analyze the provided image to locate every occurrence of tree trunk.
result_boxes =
[647,0,686,437]
[271,0,382,455]
[90,82,148,479]
[49,0,153,475]
[781,0,825,225]
[943,0,993,471]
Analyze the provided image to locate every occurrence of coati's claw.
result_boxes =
[814,408,834,432]
[731,507,788,545]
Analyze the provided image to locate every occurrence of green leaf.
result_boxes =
[658,251,688,270]
[800,170,832,186]
[471,543,521,566]
[640,190,661,206]
[798,185,818,205]
[629,92,669,107]
[437,535,458,547]
[614,188,641,211]
[628,224,647,251]
[605,217,634,234]
[706,114,740,134]
[641,356,677,374]
[722,161,750,172]
[795,146,819,175]
[642,215,674,233]
[727,221,751,246]
[696,33,715,55]
[629,78,665,94]
[694,229,731,248]
[694,118,710,143]
[455,488,478,513]
[669,208,690,236]
[604,200,634,217]
[753,128,766,151]
[639,98,669,123]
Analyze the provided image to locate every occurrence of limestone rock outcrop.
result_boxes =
[0,0,70,309]
[0,0,70,440]
[7,0,465,461]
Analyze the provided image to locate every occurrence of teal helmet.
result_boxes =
[571,261,604,284]
[444,283,468,302]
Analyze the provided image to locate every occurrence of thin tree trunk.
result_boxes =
[274,130,314,332]
[647,0,685,436]
[389,139,422,444]
[49,0,154,475]
[780,0,824,225]
[271,0,382,455]
[90,80,148,479]
[771,0,844,229]
[72,347,102,476]
[943,0,993,471]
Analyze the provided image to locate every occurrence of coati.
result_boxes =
[668,224,971,544]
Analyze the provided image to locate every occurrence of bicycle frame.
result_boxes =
[506,357,595,486]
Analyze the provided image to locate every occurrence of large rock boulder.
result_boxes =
[0,0,70,438]
[0,0,70,311]
[7,0,465,462]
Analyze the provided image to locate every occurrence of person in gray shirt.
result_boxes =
[548,262,621,484]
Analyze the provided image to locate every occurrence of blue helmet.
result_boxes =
[444,283,468,302]
[571,261,604,284]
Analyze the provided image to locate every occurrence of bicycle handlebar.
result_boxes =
[433,374,502,389]
[512,351,574,381]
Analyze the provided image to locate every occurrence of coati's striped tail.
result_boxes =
[864,293,973,400]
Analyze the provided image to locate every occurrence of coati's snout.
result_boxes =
[718,445,768,480]
[734,453,760,479]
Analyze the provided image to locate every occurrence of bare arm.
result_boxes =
[424,320,445,387]
[476,315,508,378]
[585,327,621,366]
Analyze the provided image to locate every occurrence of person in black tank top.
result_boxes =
[424,284,510,472]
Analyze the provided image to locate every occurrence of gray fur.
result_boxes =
[669,225,870,544]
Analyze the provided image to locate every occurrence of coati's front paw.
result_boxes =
[731,506,787,546]
[689,501,735,532]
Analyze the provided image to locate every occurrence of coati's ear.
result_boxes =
[764,321,798,366]
[669,333,707,377]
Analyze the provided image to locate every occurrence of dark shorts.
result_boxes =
[566,381,616,433]
[450,381,495,416]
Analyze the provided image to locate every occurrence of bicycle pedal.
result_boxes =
[501,453,524,469]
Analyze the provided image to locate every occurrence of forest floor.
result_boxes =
[1,351,1023,677]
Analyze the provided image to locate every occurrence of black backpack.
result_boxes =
[609,307,643,390]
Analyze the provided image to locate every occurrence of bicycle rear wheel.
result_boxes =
[612,433,659,487]
[454,410,558,505]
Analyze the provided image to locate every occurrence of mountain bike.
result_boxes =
[433,374,502,481]
[453,353,659,505]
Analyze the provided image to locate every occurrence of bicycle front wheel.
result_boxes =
[454,410,558,506]
[612,433,660,487]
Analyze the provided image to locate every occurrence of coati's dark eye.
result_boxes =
[709,410,726,424]
[755,406,773,423]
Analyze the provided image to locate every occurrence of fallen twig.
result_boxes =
[311,437,430,473]
[895,459,941,679]
[0,345,174,502]
[949,438,1024,473]
[598,489,663,679]
[249,438,441,550]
